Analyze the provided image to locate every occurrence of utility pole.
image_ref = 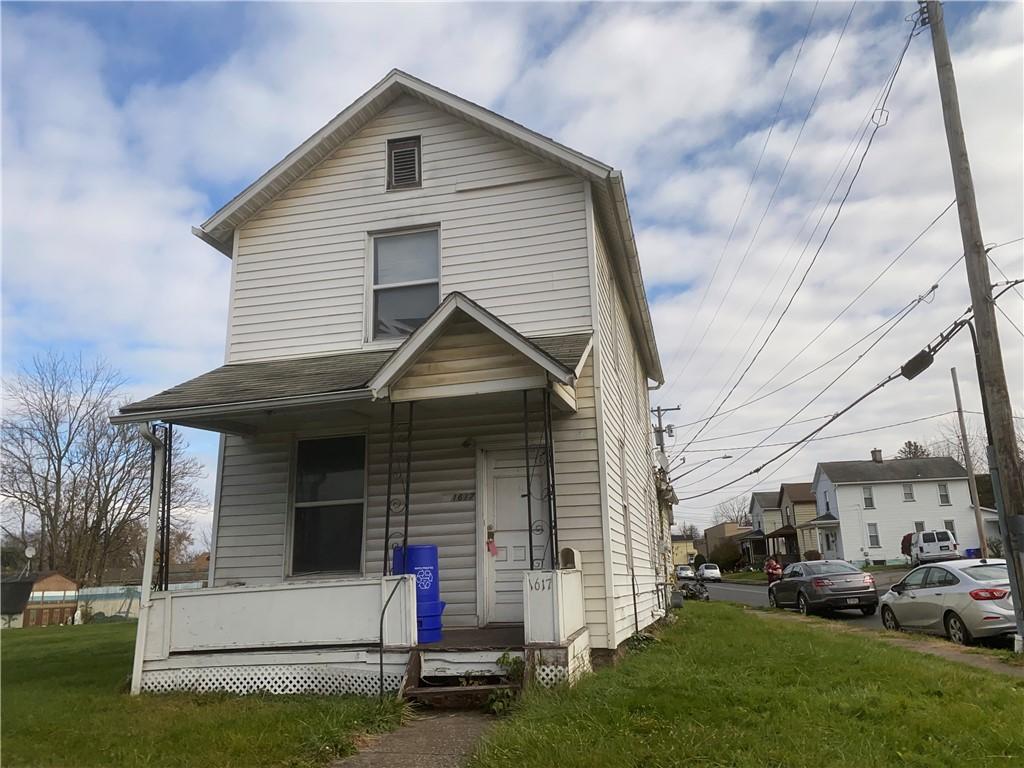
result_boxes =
[923,0,1024,652]
[951,367,986,558]
[651,405,681,456]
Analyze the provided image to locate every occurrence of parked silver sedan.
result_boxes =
[880,559,1015,645]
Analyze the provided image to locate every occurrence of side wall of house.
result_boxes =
[229,94,591,362]
[833,479,979,563]
[593,221,663,647]
[211,359,611,647]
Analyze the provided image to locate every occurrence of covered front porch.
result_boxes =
[798,514,841,560]
[113,294,598,695]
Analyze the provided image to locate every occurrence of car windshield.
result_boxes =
[962,564,1009,582]
[808,562,859,575]
[705,565,719,571]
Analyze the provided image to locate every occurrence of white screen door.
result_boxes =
[484,449,550,623]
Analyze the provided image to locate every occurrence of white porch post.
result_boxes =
[131,423,166,695]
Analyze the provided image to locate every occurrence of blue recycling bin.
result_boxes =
[392,544,446,643]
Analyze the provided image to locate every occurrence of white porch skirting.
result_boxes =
[141,649,409,696]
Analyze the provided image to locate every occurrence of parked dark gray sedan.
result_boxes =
[768,560,878,616]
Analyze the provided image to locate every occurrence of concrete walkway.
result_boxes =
[333,711,494,768]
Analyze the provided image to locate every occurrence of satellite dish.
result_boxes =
[24,546,36,559]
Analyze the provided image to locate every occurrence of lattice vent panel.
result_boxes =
[534,664,568,688]
[141,664,401,697]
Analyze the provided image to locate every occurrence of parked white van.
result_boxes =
[910,529,960,566]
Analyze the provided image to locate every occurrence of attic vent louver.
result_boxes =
[387,137,421,189]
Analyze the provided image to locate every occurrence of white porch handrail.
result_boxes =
[137,576,417,665]
[523,569,586,645]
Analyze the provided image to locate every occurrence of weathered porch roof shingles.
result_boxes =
[119,332,592,415]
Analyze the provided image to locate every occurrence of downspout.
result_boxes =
[131,423,165,695]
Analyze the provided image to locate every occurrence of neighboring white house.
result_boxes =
[112,70,668,697]
[811,450,981,565]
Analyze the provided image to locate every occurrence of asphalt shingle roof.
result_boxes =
[751,491,780,510]
[817,456,967,483]
[120,332,592,415]
[780,482,815,504]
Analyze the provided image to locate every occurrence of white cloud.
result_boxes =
[3,1,1021,538]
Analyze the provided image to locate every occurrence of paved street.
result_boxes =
[704,581,884,631]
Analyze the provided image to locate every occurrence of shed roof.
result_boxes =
[817,456,967,484]
[116,331,592,420]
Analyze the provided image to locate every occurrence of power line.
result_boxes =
[675,14,922,453]
[677,301,977,501]
[676,289,930,488]
[663,2,821,384]
[669,3,855,393]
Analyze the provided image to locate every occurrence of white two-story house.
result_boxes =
[112,70,668,697]
[810,450,981,565]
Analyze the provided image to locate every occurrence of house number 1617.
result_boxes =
[528,576,552,591]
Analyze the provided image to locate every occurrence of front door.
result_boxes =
[483,449,550,624]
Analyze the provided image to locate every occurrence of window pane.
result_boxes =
[923,532,936,543]
[904,568,929,588]
[296,436,365,503]
[374,283,439,338]
[293,503,364,573]
[374,230,438,285]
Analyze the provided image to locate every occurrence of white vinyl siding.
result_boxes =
[229,95,591,362]
[594,220,662,646]
[212,359,609,644]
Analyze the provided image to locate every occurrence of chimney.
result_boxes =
[870,448,883,464]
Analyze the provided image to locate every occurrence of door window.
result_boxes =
[925,568,959,588]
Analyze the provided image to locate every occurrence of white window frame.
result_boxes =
[364,225,442,346]
[937,482,951,506]
[943,519,957,537]
[902,483,916,502]
[914,520,926,533]
[866,522,881,548]
[285,432,369,579]
[862,486,874,509]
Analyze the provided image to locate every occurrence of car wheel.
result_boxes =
[881,605,900,631]
[768,589,778,609]
[797,592,811,616]
[860,605,877,616]
[945,612,973,646]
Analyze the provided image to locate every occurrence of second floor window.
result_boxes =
[372,229,440,340]
[937,482,951,505]
[862,486,874,509]
[902,483,915,502]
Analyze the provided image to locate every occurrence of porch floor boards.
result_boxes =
[419,625,524,650]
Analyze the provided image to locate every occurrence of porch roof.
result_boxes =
[797,513,839,529]
[765,525,798,539]
[112,331,592,424]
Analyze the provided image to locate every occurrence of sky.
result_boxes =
[3,1,1022,541]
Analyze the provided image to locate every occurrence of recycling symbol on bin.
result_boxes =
[414,566,434,591]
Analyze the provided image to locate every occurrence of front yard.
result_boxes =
[1,622,403,768]
[472,602,1024,768]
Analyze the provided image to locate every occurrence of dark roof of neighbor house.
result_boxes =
[778,482,815,505]
[119,331,593,416]
[765,525,798,538]
[798,513,839,529]
[737,529,766,540]
[818,456,967,484]
[751,491,780,510]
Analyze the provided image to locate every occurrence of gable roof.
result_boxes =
[192,69,662,383]
[778,482,815,506]
[367,292,579,396]
[817,456,968,484]
[750,491,780,511]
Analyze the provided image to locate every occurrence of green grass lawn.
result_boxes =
[719,570,768,583]
[2,622,403,768]
[472,602,1024,768]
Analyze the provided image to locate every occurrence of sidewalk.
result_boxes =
[333,711,494,768]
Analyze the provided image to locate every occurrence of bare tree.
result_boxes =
[1,352,206,583]
[676,522,701,539]
[712,495,751,526]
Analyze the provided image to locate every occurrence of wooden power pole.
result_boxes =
[923,1,1024,651]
